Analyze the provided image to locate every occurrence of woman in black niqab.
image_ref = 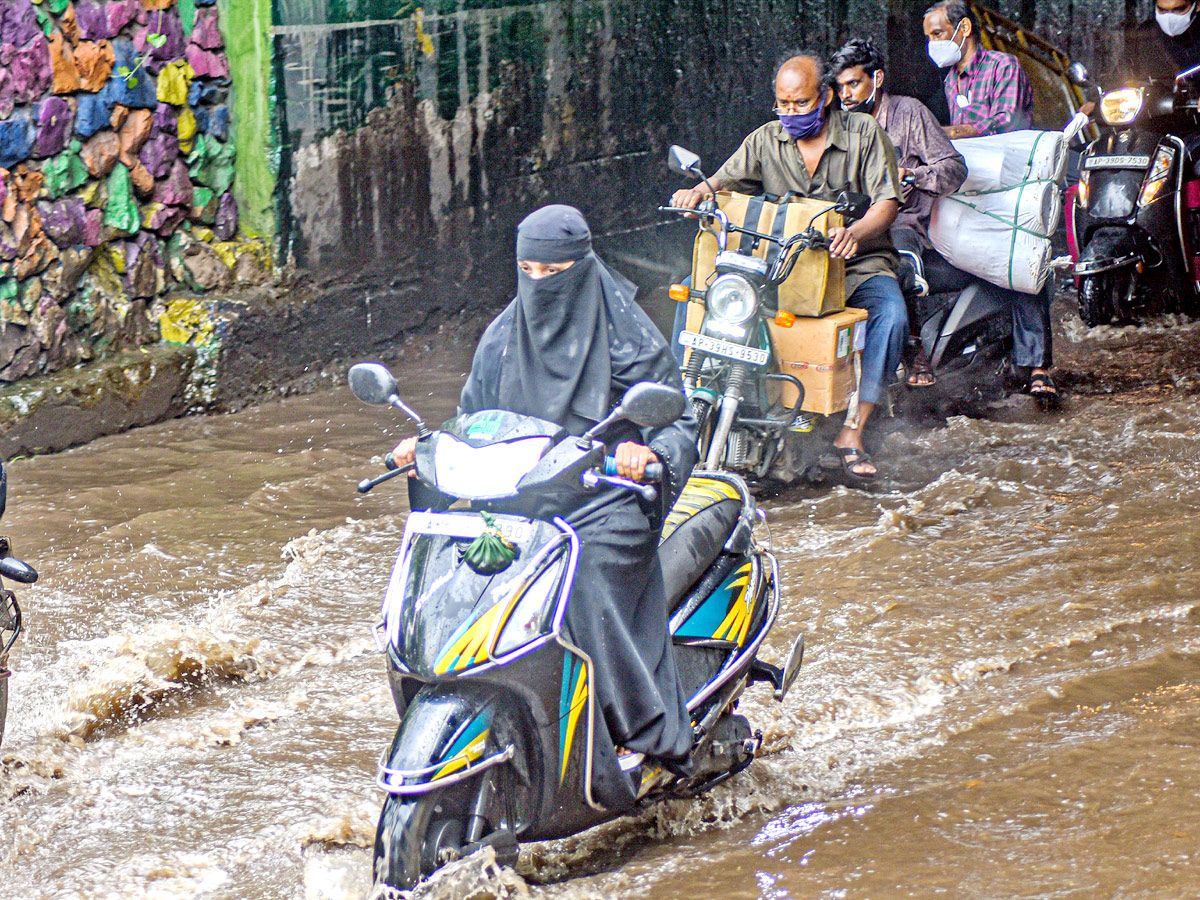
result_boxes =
[409,205,698,809]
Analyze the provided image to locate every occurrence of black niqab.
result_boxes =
[487,205,652,427]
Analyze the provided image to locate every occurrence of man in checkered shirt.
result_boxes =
[923,0,1033,139]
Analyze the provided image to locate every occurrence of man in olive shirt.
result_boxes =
[671,53,907,482]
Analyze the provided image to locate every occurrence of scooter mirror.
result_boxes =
[1067,62,1090,87]
[834,191,872,222]
[618,382,686,428]
[668,145,702,177]
[348,362,399,406]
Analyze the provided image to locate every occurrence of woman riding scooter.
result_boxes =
[391,205,698,806]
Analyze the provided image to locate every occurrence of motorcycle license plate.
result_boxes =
[680,331,769,366]
[1083,155,1151,170]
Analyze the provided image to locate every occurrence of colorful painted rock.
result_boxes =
[74,89,114,137]
[34,95,74,157]
[7,34,54,104]
[156,58,193,105]
[139,130,178,178]
[75,39,116,92]
[190,7,221,49]
[103,162,139,235]
[48,29,81,93]
[38,197,89,247]
[184,44,226,79]
[213,190,235,240]
[108,38,158,108]
[42,140,90,198]
[0,108,35,169]
[0,1,42,46]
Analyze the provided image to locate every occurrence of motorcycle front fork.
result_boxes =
[705,362,747,470]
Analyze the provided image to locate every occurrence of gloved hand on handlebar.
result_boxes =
[612,442,659,481]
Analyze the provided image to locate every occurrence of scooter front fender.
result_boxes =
[1074,227,1143,276]
[376,684,529,797]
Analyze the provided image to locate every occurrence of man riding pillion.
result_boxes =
[922,1,1058,405]
[392,205,697,794]
[670,53,907,484]
[923,0,1032,139]
[831,37,967,387]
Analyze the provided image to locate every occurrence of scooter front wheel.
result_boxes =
[1078,268,1135,327]
[373,766,525,891]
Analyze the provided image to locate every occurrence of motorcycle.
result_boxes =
[0,460,39,750]
[1068,61,1200,325]
[347,362,804,891]
[659,145,871,484]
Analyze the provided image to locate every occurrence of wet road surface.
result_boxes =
[1,317,1198,900]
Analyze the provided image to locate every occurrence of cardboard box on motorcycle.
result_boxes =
[685,191,865,416]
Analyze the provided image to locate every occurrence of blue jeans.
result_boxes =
[847,274,909,405]
[1009,282,1053,369]
[670,274,908,404]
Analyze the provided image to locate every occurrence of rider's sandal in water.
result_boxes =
[836,446,877,485]
[906,348,937,388]
[1029,371,1061,410]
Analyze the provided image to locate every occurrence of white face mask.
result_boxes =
[1156,3,1196,36]
[928,19,966,68]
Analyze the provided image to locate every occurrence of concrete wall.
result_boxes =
[267,0,1142,342]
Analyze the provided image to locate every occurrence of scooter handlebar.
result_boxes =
[603,457,664,482]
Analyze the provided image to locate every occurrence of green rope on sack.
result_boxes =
[462,511,520,574]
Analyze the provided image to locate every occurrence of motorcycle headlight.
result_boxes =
[706,273,758,324]
[1099,88,1144,126]
[1139,146,1175,207]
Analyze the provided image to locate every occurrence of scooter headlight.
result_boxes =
[1138,146,1175,207]
[1099,88,1144,126]
[706,273,758,324]
[1077,168,1090,208]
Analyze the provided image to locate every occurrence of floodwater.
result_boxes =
[1,327,1199,900]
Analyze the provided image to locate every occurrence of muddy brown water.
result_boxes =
[1,320,1199,900]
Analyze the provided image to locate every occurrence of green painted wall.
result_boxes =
[220,0,275,239]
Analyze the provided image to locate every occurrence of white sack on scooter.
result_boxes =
[952,129,1068,192]
[930,196,1053,294]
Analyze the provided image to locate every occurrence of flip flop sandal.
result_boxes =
[836,446,877,484]
[906,348,937,388]
[1029,372,1060,410]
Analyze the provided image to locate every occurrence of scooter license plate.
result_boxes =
[680,331,769,366]
[1083,155,1151,170]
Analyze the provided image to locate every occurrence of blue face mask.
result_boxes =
[778,92,828,140]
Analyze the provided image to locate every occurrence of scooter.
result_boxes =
[1068,61,1200,325]
[0,460,39,750]
[348,363,804,891]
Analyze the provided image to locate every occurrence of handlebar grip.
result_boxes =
[603,457,664,482]
[384,451,398,470]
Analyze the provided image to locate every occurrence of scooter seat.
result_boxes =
[658,477,743,611]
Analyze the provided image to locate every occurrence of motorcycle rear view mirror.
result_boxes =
[834,191,871,222]
[348,363,430,435]
[1067,62,1091,87]
[617,382,686,429]
[668,145,702,177]
[348,362,399,405]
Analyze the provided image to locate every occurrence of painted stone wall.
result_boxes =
[0,0,264,383]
